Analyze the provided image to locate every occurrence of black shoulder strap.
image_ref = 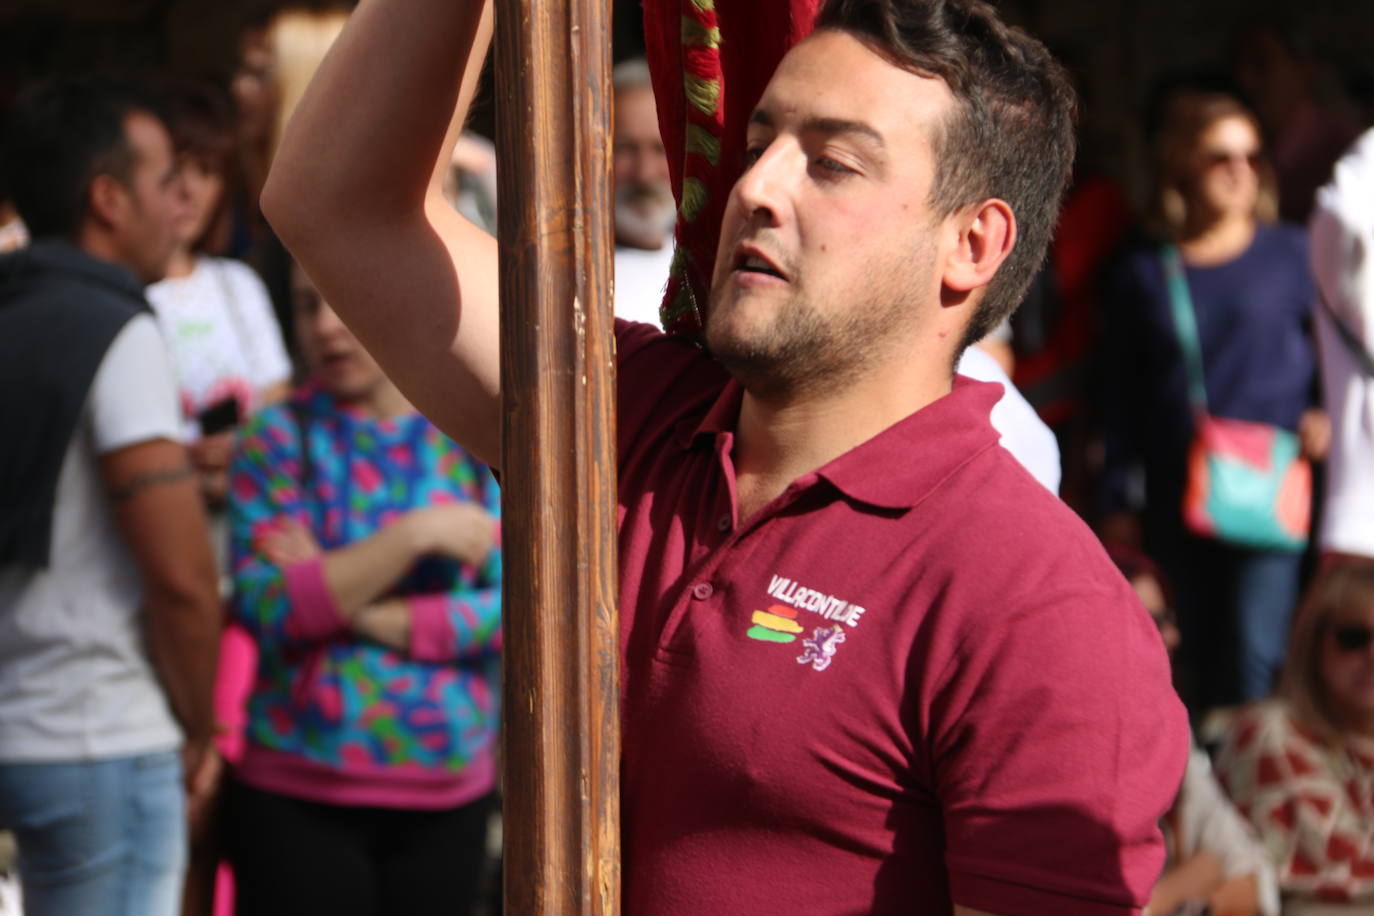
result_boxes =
[1316,282,1374,378]
[286,400,315,493]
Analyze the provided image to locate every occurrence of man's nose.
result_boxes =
[635,149,669,185]
[732,145,790,227]
[173,172,194,216]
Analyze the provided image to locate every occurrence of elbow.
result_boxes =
[261,150,330,252]
[140,551,220,623]
[260,170,302,250]
[143,572,220,621]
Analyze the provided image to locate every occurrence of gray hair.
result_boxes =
[613,57,654,96]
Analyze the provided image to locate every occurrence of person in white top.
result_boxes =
[0,79,220,916]
[957,345,1061,494]
[1309,128,1374,564]
[612,58,678,328]
[146,81,292,510]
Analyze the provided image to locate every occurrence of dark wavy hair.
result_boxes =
[815,0,1077,355]
[2,77,157,240]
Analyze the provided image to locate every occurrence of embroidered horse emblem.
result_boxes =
[797,625,846,671]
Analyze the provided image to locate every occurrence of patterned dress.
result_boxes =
[227,386,501,808]
[1215,699,1374,906]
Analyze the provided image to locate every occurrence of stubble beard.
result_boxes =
[705,249,928,403]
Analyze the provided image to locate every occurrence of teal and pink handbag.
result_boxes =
[1161,246,1311,552]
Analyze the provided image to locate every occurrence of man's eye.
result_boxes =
[743,146,764,166]
[815,156,853,176]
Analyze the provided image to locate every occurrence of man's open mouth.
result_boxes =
[732,247,787,280]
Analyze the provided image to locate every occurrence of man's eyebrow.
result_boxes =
[803,117,885,149]
[746,109,885,149]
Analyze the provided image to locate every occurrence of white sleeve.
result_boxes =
[956,346,1062,495]
[1176,745,1281,916]
[1311,128,1374,337]
[1309,194,1368,337]
[87,314,184,455]
[222,259,292,390]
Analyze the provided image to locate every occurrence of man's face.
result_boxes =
[706,30,954,400]
[613,84,675,250]
[114,112,185,284]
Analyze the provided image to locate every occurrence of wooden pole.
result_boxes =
[493,0,620,912]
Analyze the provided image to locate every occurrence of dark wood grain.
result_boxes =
[493,0,621,913]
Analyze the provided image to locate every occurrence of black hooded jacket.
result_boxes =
[0,241,149,568]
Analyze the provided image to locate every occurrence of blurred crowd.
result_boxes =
[0,5,1372,916]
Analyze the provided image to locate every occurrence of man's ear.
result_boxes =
[943,198,1016,294]
[87,173,129,232]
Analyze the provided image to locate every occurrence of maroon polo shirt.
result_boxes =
[614,321,1188,915]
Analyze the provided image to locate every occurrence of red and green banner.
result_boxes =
[643,0,824,337]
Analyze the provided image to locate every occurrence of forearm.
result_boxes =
[264,0,490,235]
[317,518,428,617]
[351,598,412,653]
[1148,852,1224,916]
[260,0,503,463]
[103,437,222,746]
[1207,873,1261,916]
[352,581,501,660]
[145,589,221,745]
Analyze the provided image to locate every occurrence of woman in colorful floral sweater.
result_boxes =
[224,264,500,916]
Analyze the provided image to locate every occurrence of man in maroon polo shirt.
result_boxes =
[262,0,1191,912]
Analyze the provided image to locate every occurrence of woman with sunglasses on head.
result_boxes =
[1100,89,1329,715]
[1213,561,1374,914]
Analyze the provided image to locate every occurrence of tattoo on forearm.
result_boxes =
[109,465,196,502]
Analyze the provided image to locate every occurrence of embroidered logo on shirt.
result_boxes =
[797,625,846,671]
[765,574,867,627]
[746,605,805,643]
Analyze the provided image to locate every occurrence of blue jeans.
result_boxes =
[0,751,186,916]
[1232,549,1303,700]
[1159,529,1303,711]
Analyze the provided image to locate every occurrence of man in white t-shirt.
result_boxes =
[0,79,221,916]
[612,58,678,328]
[1310,128,1374,564]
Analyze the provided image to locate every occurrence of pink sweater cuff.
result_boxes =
[283,557,349,641]
[408,594,458,662]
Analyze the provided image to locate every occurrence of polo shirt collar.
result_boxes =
[818,377,1003,510]
[683,376,745,446]
[683,375,1003,512]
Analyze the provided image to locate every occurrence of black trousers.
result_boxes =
[226,778,493,916]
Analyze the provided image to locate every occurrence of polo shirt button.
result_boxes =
[717,514,731,532]
[692,582,714,600]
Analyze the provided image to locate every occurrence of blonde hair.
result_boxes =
[1279,560,1374,746]
[1147,91,1279,240]
[267,6,351,164]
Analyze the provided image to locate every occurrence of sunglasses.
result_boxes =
[1200,149,1263,170]
[1331,624,1374,653]
[1150,607,1178,632]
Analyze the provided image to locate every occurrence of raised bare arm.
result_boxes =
[261,0,500,466]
